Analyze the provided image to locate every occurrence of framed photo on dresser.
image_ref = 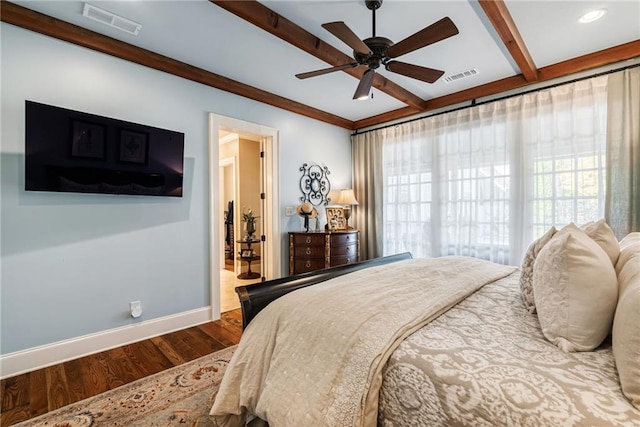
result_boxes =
[325,207,347,231]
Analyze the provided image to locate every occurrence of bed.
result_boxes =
[210,226,640,427]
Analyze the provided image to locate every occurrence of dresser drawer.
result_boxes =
[330,242,357,257]
[329,255,358,267]
[293,258,327,274]
[330,232,357,246]
[292,233,326,246]
[289,231,359,275]
[294,245,325,258]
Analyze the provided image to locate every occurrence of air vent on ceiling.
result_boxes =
[443,68,479,83]
[82,3,142,35]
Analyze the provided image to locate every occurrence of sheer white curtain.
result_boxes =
[377,75,608,265]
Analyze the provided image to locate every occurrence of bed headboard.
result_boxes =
[235,252,413,329]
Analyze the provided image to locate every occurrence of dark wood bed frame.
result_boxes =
[235,252,413,329]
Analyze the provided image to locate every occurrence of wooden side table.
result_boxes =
[236,238,261,279]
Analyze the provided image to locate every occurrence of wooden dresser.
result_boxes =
[289,230,359,275]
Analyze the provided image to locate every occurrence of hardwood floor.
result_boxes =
[0,309,243,426]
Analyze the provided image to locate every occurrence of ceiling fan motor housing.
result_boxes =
[355,36,393,69]
[296,0,456,93]
[365,0,383,11]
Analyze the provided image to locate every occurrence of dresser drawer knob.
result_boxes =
[305,237,312,244]
[305,248,312,255]
[346,247,351,253]
[305,260,311,267]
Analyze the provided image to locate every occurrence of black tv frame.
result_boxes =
[25,101,185,197]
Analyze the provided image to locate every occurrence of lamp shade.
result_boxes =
[337,189,359,205]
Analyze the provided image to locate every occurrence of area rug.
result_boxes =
[15,346,236,427]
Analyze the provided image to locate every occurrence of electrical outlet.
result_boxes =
[285,206,294,216]
[130,300,142,318]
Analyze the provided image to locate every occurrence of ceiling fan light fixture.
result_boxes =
[353,69,376,100]
[579,9,607,23]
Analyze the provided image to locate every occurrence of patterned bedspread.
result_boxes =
[379,273,640,426]
[211,257,516,427]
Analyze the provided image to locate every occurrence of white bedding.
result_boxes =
[210,256,516,427]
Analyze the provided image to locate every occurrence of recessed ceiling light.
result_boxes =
[82,3,142,35]
[579,9,607,24]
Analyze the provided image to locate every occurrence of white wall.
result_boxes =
[0,23,351,359]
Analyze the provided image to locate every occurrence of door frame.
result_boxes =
[208,113,280,320]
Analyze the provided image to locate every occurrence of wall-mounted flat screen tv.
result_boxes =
[25,101,184,197]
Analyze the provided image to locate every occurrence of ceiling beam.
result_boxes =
[478,0,538,82]
[0,1,355,129]
[353,39,640,129]
[537,39,640,81]
[210,0,426,110]
[4,1,638,132]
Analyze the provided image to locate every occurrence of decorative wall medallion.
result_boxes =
[299,163,331,206]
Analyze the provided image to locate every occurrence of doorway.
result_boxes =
[209,114,280,319]
[218,133,262,311]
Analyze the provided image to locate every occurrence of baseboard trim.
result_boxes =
[0,306,212,379]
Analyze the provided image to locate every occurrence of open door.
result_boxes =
[219,156,236,274]
[210,113,280,319]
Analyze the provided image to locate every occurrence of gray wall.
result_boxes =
[0,23,352,355]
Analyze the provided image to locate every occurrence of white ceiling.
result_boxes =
[8,0,640,125]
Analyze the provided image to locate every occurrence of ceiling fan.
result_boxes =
[296,0,459,100]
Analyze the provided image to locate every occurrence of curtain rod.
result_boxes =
[352,62,640,136]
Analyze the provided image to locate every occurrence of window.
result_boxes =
[384,170,432,258]
[531,154,605,237]
[380,76,608,264]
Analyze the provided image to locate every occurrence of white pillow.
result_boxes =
[615,232,640,276]
[612,245,640,410]
[533,223,618,352]
[581,219,620,265]
[519,226,557,313]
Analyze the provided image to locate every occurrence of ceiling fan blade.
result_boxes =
[296,63,359,79]
[385,61,444,84]
[387,17,459,58]
[353,69,376,100]
[322,21,372,56]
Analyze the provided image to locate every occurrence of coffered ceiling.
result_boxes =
[2,0,639,130]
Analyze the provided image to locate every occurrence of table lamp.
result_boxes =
[337,189,358,229]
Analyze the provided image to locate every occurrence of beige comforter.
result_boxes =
[379,273,640,426]
[210,256,516,427]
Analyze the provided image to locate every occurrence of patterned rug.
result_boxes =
[15,346,236,427]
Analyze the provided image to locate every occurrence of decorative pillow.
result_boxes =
[615,232,640,276]
[533,223,618,352]
[612,242,640,409]
[581,219,620,265]
[519,226,556,313]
